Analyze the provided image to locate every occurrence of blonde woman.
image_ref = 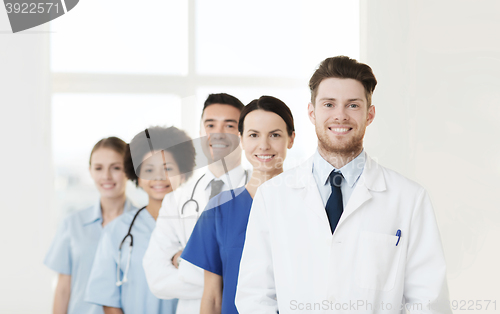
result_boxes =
[45,137,136,314]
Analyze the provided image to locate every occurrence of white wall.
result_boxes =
[0,13,53,314]
[361,0,500,309]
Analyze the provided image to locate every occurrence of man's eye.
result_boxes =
[325,103,333,108]
[226,124,235,128]
[348,104,359,108]
[206,124,214,128]
[94,167,102,171]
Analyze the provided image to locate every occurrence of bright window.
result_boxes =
[51,0,360,214]
[51,0,188,74]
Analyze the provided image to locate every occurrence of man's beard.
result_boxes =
[316,124,365,158]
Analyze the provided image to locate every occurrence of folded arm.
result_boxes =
[143,196,204,300]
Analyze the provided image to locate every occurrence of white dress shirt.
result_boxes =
[312,149,366,208]
[201,163,249,207]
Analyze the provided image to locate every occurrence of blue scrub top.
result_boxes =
[44,199,136,314]
[85,207,178,314]
[182,186,253,314]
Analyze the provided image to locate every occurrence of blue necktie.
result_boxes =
[325,171,344,233]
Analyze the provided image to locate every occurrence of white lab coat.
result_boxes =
[236,154,452,314]
[143,168,248,314]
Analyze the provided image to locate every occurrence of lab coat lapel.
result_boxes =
[305,174,332,234]
[337,182,372,228]
[292,157,332,236]
[337,155,386,229]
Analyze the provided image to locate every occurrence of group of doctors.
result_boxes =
[45,56,452,314]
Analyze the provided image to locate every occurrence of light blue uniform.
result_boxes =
[85,207,178,314]
[44,199,136,314]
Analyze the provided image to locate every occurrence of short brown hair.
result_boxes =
[202,93,244,117]
[89,137,127,165]
[309,56,377,106]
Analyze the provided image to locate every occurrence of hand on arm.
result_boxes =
[172,250,183,268]
[53,274,71,314]
[200,270,222,314]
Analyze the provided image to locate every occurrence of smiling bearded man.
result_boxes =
[235,56,452,314]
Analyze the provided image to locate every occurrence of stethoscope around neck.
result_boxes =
[116,129,158,286]
[180,169,248,216]
[116,205,146,286]
[116,170,249,286]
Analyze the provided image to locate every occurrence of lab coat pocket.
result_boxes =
[355,231,401,291]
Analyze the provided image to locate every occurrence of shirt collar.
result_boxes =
[82,198,134,226]
[312,149,366,188]
[203,164,246,191]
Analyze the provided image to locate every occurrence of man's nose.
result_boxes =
[333,106,349,121]
[210,131,226,139]
[212,123,225,134]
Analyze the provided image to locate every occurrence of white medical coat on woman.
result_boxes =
[235,154,452,314]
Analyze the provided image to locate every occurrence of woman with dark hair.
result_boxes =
[181,96,296,314]
[44,137,137,314]
[85,126,196,314]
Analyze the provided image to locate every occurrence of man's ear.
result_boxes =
[366,105,376,126]
[307,102,316,125]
